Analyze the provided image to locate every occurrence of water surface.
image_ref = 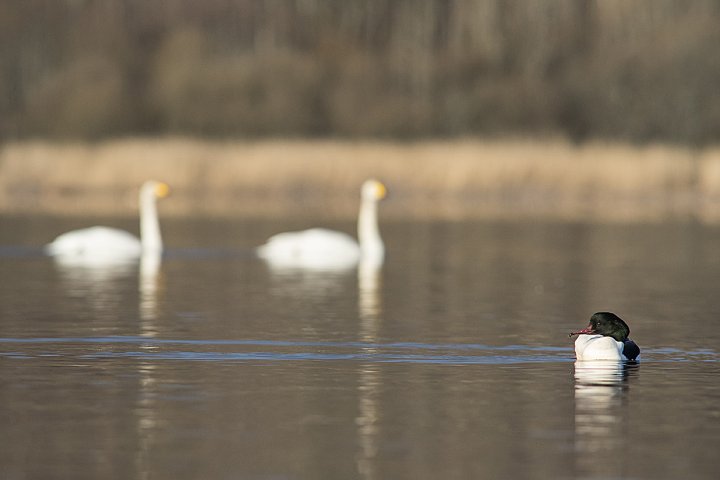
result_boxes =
[1,216,719,479]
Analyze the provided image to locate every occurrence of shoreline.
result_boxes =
[2,137,720,223]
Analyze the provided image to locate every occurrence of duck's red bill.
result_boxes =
[568,325,595,337]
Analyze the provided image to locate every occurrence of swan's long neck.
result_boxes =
[140,189,162,253]
[357,197,383,263]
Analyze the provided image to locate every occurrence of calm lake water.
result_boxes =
[1,215,719,480]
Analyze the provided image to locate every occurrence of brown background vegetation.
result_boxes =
[2,0,720,144]
[4,138,720,222]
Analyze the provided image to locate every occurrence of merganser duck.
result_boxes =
[569,312,640,361]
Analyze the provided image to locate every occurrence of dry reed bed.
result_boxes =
[2,138,720,222]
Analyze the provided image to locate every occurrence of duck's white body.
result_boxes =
[574,334,632,361]
[45,181,169,266]
[258,180,386,270]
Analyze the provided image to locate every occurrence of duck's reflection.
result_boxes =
[356,260,382,480]
[573,360,638,475]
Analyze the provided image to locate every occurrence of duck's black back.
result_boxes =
[623,339,640,361]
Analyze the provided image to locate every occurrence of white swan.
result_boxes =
[45,180,170,265]
[257,179,387,270]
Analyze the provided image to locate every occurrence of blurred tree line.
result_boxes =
[1,0,720,144]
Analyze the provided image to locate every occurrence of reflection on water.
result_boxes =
[52,250,163,334]
[53,250,164,480]
[53,256,138,321]
[1,216,720,479]
[54,249,165,480]
[136,361,160,480]
[574,360,638,477]
[356,261,382,480]
[139,252,162,334]
[263,255,385,479]
[358,261,382,324]
[137,252,162,480]
[265,266,352,300]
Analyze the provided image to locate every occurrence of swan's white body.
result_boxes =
[258,179,386,270]
[47,226,142,259]
[45,181,169,266]
[574,334,629,361]
[259,228,361,270]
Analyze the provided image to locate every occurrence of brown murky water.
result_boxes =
[1,216,719,479]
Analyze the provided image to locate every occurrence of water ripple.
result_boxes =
[0,337,716,364]
[83,350,569,364]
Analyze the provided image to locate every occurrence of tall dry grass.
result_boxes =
[2,138,720,222]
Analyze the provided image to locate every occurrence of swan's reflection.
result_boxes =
[262,259,357,299]
[52,255,137,318]
[136,253,163,478]
[52,251,163,329]
[139,251,162,334]
[573,360,637,475]
[356,260,382,480]
[51,252,163,478]
[262,255,384,479]
[358,260,382,324]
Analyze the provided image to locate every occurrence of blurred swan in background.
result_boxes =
[257,179,387,270]
[45,181,170,266]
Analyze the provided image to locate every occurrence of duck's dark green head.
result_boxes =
[570,312,631,342]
